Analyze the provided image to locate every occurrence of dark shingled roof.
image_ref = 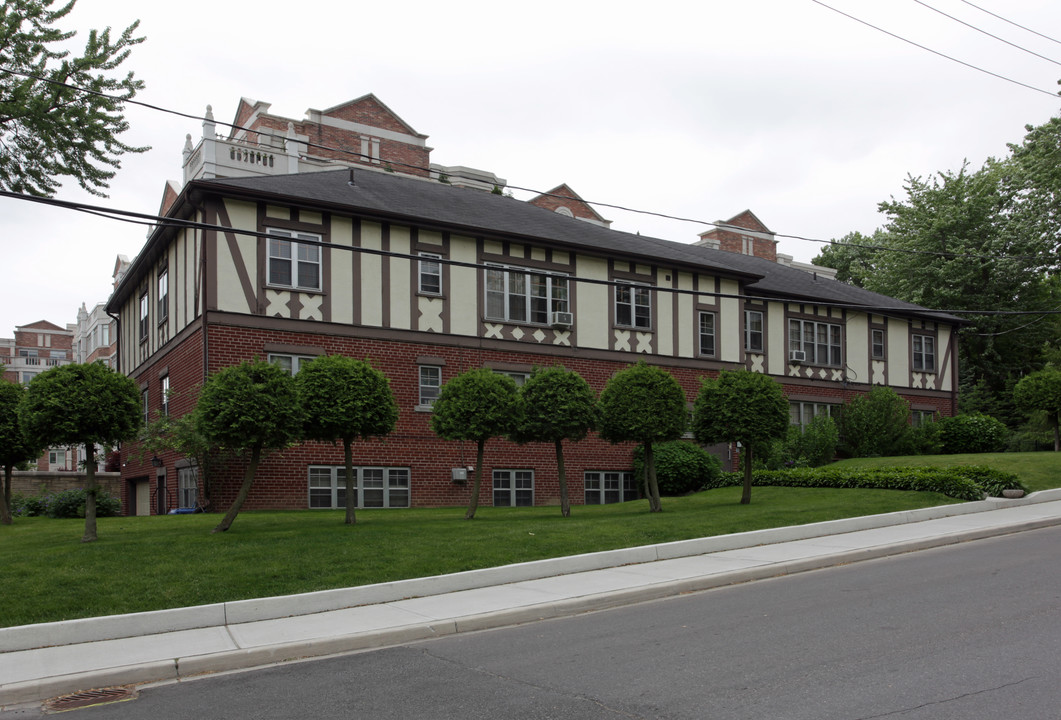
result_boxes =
[124,168,959,323]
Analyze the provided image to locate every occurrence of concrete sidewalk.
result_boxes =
[5,490,1061,709]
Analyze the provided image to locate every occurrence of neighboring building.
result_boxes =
[106,96,961,516]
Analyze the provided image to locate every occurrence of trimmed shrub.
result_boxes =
[11,489,122,519]
[937,413,1009,454]
[633,441,722,496]
[839,387,912,457]
[704,465,1025,500]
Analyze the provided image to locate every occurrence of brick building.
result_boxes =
[107,95,961,515]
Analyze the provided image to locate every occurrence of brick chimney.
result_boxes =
[695,210,777,262]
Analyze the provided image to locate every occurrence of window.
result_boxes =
[493,469,534,507]
[419,365,442,407]
[267,229,321,291]
[308,466,410,508]
[20,371,38,385]
[139,290,149,341]
[100,323,110,348]
[48,449,66,468]
[745,310,764,353]
[912,334,936,372]
[268,353,318,375]
[494,370,530,387]
[584,471,638,505]
[912,409,936,427]
[157,267,169,321]
[789,319,842,366]
[615,282,651,329]
[141,388,149,427]
[485,265,569,324]
[871,329,885,359]
[178,467,198,509]
[790,401,840,428]
[160,375,170,416]
[50,350,66,359]
[360,136,381,164]
[698,312,716,357]
[419,253,442,295]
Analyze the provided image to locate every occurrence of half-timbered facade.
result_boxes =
[108,98,961,515]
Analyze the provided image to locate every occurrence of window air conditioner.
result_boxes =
[789,350,806,363]
[551,311,574,328]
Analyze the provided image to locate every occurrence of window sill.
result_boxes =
[416,292,445,300]
[414,404,435,413]
[265,284,324,295]
[615,325,653,332]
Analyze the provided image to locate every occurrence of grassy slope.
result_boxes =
[830,451,1060,493]
[4,485,962,628]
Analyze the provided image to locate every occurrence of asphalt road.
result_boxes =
[9,525,1061,719]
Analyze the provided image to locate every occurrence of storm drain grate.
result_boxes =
[44,686,136,712]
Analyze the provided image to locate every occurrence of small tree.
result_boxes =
[1014,367,1061,451]
[0,379,40,525]
[139,403,227,511]
[297,355,398,525]
[430,369,519,520]
[693,370,789,505]
[196,360,303,533]
[19,362,140,542]
[839,386,912,457]
[511,366,597,518]
[597,361,687,513]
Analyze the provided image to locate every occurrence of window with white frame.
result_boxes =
[912,334,936,372]
[308,466,410,508]
[485,265,569,324]
[698,312,716,357]
[267,229,321,291]
[871,329,886,359]
[160,375,170,416]
[615,281,651,329]
[419,365,442,407]
[584,471,638,505]
[268,353,318,375]
[418,253,443,295]
[138,290,149,341]
[157,266,169,321]
[178,467,198,509]
[494,370,530,387]
[48,448,66,468]
[790,401,840,428]
[745,310,764,353]
[141,387,149,427]
[360,136,381,164]
[493,469,534,507]
[789,319,842,366]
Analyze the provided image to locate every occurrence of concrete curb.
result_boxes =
[5,488,1061,655]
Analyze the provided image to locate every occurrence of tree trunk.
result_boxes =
[645,442,662,513]
[741,444,754,505]
[555,439,570,518]
[82,444,98,543]
[213,445,261,533]
[343,439,357,525]
[1052,416,1060,452]
[465,439,485,520]
[1,463,12,525]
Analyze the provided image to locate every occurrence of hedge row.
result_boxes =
[706,465,1025,501]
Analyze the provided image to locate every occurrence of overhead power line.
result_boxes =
[913,0,1061,67]
[809,0,1061,98]
[3,188,1059,322]
[959,0,1061,47]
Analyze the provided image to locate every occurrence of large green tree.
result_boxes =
[0,0,147,196]
[0,378,39,525]
[196,360,303,533]
[692,370,789,505]
[430,369,519,520]
[19,362,140,542]
[296,355,398,525]
[511,366,597,518]
[597,361,687,513]
[1013,367,1061,452]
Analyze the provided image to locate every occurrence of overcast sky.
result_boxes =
[4,0,1061,337]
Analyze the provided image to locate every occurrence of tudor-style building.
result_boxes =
[107,96,961,515]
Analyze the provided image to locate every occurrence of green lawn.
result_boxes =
[3,451,1057,630]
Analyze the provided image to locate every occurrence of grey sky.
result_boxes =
[3,0,1060,336]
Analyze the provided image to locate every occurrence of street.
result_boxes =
[8,525,1061,719]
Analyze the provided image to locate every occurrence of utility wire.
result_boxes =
[809,0,1061,98]
[913,0,1061,67]
[3,188,1059,320]
[1,65,1059,267]
[959,0,1061,47]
